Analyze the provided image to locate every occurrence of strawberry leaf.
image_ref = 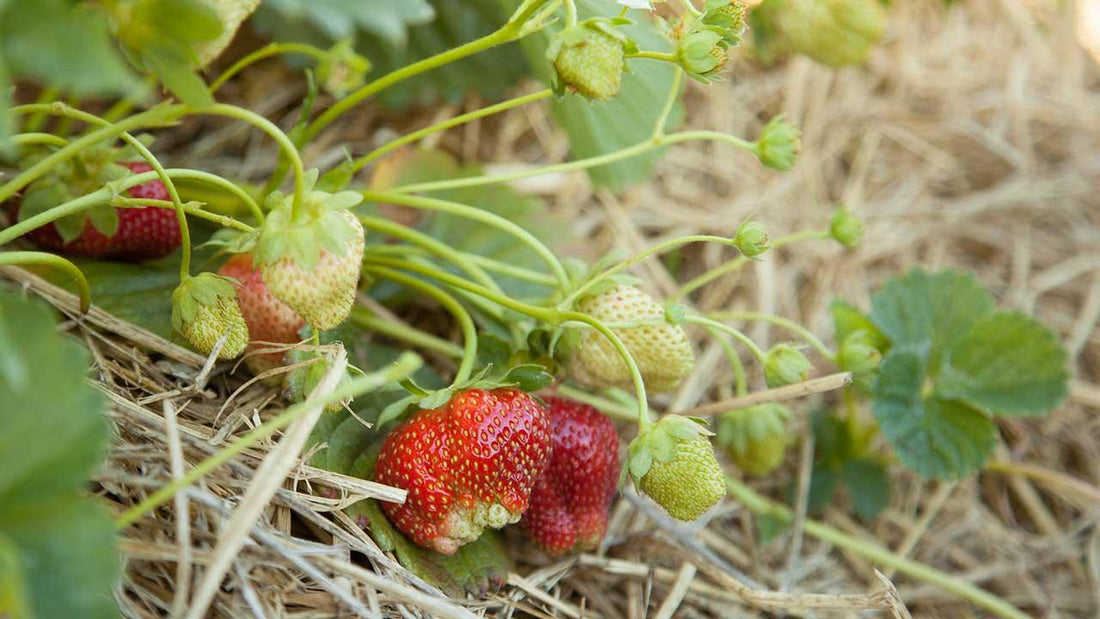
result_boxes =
[872,350,996,479]
[0,291,119,618]
[842,458,890,521]
[937,312,1069,417]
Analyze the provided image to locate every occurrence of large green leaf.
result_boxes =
[872,350,996,479]
[520,0,683,190]
[868,269,994,372]
[937,312,1069,417]
[254,0,435,45]
[0,290,119,618]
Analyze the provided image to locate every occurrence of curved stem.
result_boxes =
[211,42,328,93]
[367,244,558,287]
[2,103,185,204]
[562,234,736,307]
[361,190,570,291]
[350,89,553,174]
[0,251,91,313]
[115,352,423,528]
[554,385,639,422]
[0,188,112,247]
[653,68,683,139]
[362,266,478,385]
[672,230,831,301]
[362,255,650,426]
[360,215,504,294]
[711,311,835,361]
[708,326,748,397]
[684,315,766,364]
[725,478,1030,619]
[349,307,464,358]
[383,130,756,195]
[564,0,578,26]
[11,132,69,148]
[162,169,264,224]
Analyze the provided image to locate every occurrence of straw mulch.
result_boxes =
[8,0,1098,616]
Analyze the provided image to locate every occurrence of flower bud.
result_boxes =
[718,402,791,476]
[830,205,863,248]
[318,41,371,98]
[837,330,881,376]
[733,219,770,258]
[678,28,729,80]
[764,344,812,388]
[755,115,801,171]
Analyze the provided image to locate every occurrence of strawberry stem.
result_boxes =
[210,42,330,94]
[683,315,766,365]
[360,191,571,291]
[379,129,756,195]
[115,351,424,529]
[363,265,479,385]
[725,478,1030,619]
[707,327,749,397]
[349,89,554,174]
[564,0,578,26]
[653,68,684,139]
[9,132,69,148]
[114,197,253,233]
[708,311,836,361]
[349,308,465,359]
[0,251,91,313]
[671,229,832,301]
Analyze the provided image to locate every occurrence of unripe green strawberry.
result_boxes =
[572,285,694,393]
[256,177,366,331]
[830,205,863,248]
[733,219,770,258]
[171,273,248,359]
[548,23,625,101]
[627,416,726,521]
[718,402,790,476]
[755,115,801,171]
[764,344,813,387]
[757,0,887,67]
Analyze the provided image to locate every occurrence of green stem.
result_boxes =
[627,50,680,63]
[0,251,91,312]
[349,89,553,174]
[725,478,1030,619]
[564,0,578,25]
[115,352,423,528]
[555,385,640,423]
[362,266,478,385]
[360,215,504,294]
[349,307,464,359]
[653,68,683,139]
[161,169,264,224]
[114,198,253,233]
[684,315,766,364]
[710,311,835,361]
[383,130,756,195]
[22,88,59,132]
[361,190,570,291]
[362,255,650,427]
[367,244,557,287]
[671,230,831,301]
[562,234,736,307]
[211,42,329,93]
[0,188,112,247]
[10,133,69,148]
[678,0,702,17]
[708,326,748,397]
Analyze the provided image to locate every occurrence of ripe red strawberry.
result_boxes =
[19,162,181,260]
[373,389,552,555]
[217,253,306,374]
[522,397,620,556]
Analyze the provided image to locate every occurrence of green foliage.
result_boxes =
[806,411,890,520]
[867,269,1068,479]
[0,290,119,618]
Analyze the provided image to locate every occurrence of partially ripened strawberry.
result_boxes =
[522,397,620,556]
[255,178,365,330]
[628,416,726,521]
[571,285,695,393]
[17,162,181,260]
[171,272,248,359]
[217,253,306,373]
[374,389,553,554]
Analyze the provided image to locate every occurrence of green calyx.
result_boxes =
[255,170,363,271]
[627,416,726,521]
[830,205,864,248]
[701,0,747,45]
[838,329,882,376]
[754,115,801,171]
[318,41,372,98]
[764,344,813,388]
[170,272,238,331]
[677,27,729,81]
[718,402,791,476]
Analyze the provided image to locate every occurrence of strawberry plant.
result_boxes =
[0,1,1077,618]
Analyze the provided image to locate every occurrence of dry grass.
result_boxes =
[4,0,1098,617]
